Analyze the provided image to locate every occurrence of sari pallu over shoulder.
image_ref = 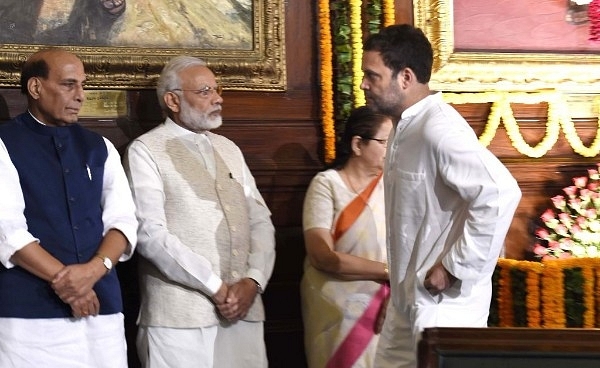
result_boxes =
[327,172,390,368]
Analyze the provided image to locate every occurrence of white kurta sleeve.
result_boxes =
[100,138,139,261]
[0,139,38,268]
[437,132,522,281]
[241,157,276,291]
[124,140,223,296]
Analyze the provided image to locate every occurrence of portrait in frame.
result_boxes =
[0,0,286,91]
[413,0,600,93]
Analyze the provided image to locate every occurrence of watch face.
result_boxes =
[104,258,113,270]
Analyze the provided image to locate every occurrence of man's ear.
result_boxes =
[395,68,414,89]
[27,77,41,99]
[164,91,180,113]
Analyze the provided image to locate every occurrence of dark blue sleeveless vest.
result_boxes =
[0,112,123,318]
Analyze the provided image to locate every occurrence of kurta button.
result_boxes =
[64,168,70,173]
[230,225,236,232]
[69,197,75,202]
[224,205,230,211]
[232,249,239,256]
[231,271,239,278]
[73,225,79,230]
[217,184,223,190]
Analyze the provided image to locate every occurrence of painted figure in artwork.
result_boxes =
[0,0,252,49]
[566,0,590,24]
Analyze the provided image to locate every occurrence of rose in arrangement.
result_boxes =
[534,164,600,259]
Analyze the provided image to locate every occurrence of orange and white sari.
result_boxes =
[301,170,388,368]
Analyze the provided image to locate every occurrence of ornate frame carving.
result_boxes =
[0,0,286,91]
[414,0,600,93]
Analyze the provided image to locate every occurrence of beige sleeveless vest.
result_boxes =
[136,124,265,328]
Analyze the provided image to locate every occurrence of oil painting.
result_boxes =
[414,0,600,93]
[0,0,285,90]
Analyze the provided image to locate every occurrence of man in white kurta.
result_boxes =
[124,56,275,368]
[360,25,522,367]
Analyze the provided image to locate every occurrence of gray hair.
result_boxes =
[156,55,207,111]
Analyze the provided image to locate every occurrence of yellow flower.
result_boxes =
[349,0,365,107]
[442,92,600,158]
[382,0,395,26]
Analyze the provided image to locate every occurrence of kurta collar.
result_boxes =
[163,117,210,144]
[400,91,442,121]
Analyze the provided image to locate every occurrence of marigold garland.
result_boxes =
[596,264,600,326]
[522,261,543,327]
[492,258,600,328]
[556,258,599,327]
[540,260,566,327]
[496,258,514,326]
[349,0,365,108]
[319,0,394,163]
[318,0,336,163]
[495,258,543,327]
[443,92,600,158]
[382,0,395,26]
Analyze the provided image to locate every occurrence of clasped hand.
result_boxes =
[212,278,258,322]
[52,263,101,318]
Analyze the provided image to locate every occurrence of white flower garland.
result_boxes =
[442,92,600,158]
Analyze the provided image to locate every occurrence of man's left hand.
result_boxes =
[423,263,457,296]
[216,278,258,321]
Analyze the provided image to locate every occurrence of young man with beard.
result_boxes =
[360,25,522,367]
[124,56,276,368]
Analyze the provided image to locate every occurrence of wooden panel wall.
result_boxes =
[0,1,595,367]
[454,103,600,260]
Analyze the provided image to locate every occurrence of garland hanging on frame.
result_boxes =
[319,0,395,163]
[318,3,600,162]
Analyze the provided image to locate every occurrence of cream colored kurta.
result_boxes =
[124,119,275,328]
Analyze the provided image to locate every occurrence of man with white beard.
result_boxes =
[124,55,275,368]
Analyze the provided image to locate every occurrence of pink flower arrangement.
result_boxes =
[534,164,600,259]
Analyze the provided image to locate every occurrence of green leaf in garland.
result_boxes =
[564,267,585,328]
[510,268,528,327]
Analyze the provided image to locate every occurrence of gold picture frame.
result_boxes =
[0,0,286,91]
[414,0,600,93]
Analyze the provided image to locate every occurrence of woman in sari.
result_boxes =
[301,106,392,368]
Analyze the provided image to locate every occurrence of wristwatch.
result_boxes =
[95,253,113,274]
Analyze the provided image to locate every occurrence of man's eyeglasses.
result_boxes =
[362,137,388,146]
[170,85,223,98]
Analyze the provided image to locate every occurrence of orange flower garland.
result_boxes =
[492,258,600,328]
[496,258,514,326]
[596,264,600,327]
[318,1,395,163]
[582,261,595,328]
[540,260,566,327]
[522,261,543,327]
[555,258,599,328]
[318,0,336,163]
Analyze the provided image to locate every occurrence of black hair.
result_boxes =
[363,24,433,83]
[20,58,49,95]
[329,105,390,170]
